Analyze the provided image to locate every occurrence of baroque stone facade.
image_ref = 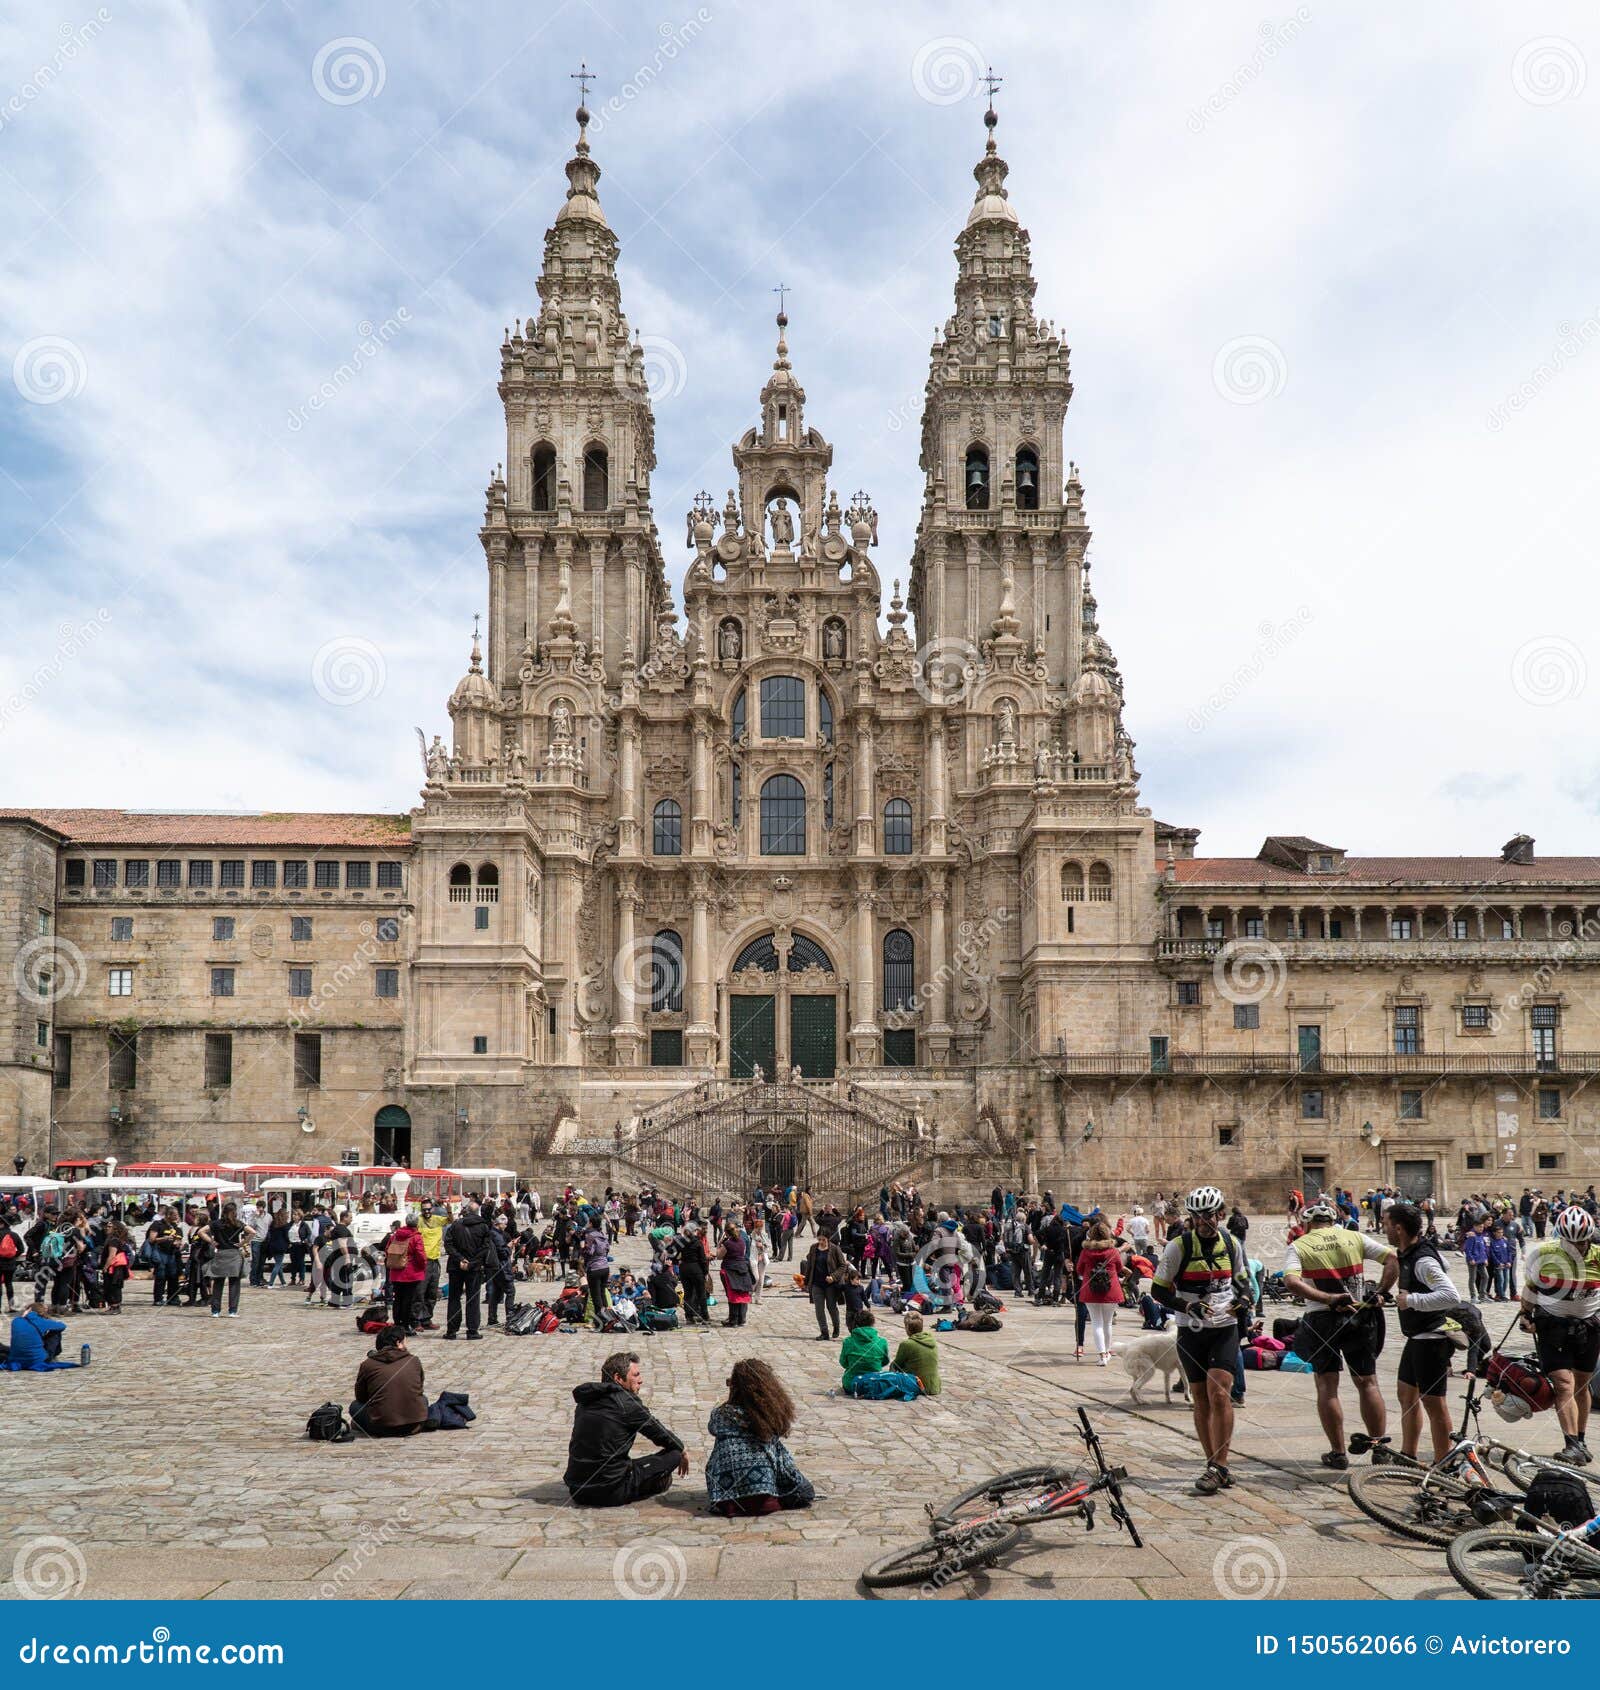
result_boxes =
[3,102,1597,1204]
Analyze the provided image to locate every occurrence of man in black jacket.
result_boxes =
[564,1351,689,1506]
[443,1202,492,1340]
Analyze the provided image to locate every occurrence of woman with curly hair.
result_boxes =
[705,1359,816,1518]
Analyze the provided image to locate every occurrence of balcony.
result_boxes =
[1156,936,1600,966]
[1049,1050,1600,1079]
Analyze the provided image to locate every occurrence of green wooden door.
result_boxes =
[730,995,776,1078]
[790,995,837,1079]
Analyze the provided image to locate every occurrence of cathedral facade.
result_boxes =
[4,101,1598,1205]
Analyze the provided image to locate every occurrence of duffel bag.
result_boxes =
[1486,1351,1555,1412]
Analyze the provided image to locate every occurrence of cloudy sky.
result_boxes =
[2,1,1598,857]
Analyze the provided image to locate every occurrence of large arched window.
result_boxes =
[733,933,780,973]
[823,763,834,830]
[819,688,834,745]
[964,444,990,511]
[1015,446,1039,511]
[476,863,499,903]
[883,928,915,1011]
[788,934,833,972]
[883,798,912,855]
[449,862,471,903]
[731,761,742,828]
[652,798,682,856]
[531,443,556,512]
[1061,862,1085,902]
[651,930,684,1013]
[760,675,805,738]
[582,444,608,511]
[731,687,747,744]
[1088,861,1114,902]
[760,774,806,855]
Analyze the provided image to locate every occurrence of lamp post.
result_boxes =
[391,1168,412,1220]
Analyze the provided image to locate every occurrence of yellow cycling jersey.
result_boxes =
[1283,1224,1392,1296]
[1525,1238,1600,1320]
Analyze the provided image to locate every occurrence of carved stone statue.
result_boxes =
[719,619,742,661]
[426,735,450,783]
[550,701,572,743]
[1034,743,1051,781]
[823,619,846,660]
[509,743,527,782]
[769,498,794,548]
[997,699,1016,745]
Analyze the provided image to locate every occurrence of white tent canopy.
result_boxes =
[449,1167,519,1181]
[67,1177,246,1194]
[0,1175,65,1192]
[257,1177,348,1193]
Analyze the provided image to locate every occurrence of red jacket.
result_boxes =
[1076,1244,1123,1305]
[387,1225,428,1283]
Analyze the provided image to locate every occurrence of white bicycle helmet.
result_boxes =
[1186,1185,1225,1216]
[1556,1205,1595,1245]
[1303,1198,1337,1223]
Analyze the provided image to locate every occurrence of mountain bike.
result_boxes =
[859,1407,1141,1590]
[1448,1512,1600,1599]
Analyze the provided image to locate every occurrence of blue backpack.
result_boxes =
[846,1371,921,1401]
[41,1230,69,1265]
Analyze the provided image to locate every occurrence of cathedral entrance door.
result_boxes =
[757,1140,803,1194]
[789,995,837,1079]
[730,995,776,1079]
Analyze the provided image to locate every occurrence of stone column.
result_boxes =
[926,869,952,1063]
[849,869,880,1065]
[854,715,875,854]
[690,717,712,856]
[612,872,644,1067]
[617,714,641,857]
[686,869,715,1068]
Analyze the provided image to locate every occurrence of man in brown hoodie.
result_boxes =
[351,1325,432,1437]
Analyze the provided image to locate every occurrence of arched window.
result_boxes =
[582,444,608,511]
[964,444,990,511]
[788,934,833,972]
[819,688,834,745]
[883,928,915,1011]
[449,862,471,903]
[824,762,834,831]
[733,933,780,973]
[1088,861,1114,902]
[1061,862,1085,902]
[531,443,556,512]
[652,798,682,856]
[1015,446,1039,511]
[651,930,684,1013]
[760,675,805,738]
[731,761,742,828]
[476,862,499,904]
[731,687,746,744]
[884,798,913,855]
[760,774,806,855]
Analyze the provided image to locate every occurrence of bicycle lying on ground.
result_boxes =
[1448,1512,1600,1599]
[859,1406,1141,1590]
[1347,1375,1599,1547]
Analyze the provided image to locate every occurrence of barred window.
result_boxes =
[93,859,117,888]
[314,861,339,889]
[108,1031,137,1090]
[156,860,180,888]
[345,861,371,889]
[64,859,86,888]
[1393,1005,1420,1056]
[283,859,309,888]
[1234,1003,1259,1030]
[377,861,402,889]
[651,930,684,1013]
[188,860,214,888]
[205,1033,232,1088]
[1177,980,1200,1006]
[251,860,276,889]
[884,798,912,855]
[293,1032,321,1087]
[883,928,915,1012]
[213,917,234,941]
[1462,1003,1491,1029]
[759,675,805,739]
[1531,1004,1559,1028]
[124,859,149,888]
[219,860,244,888]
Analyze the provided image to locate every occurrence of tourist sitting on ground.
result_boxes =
[839,1265,870,1323]
[646,1258,680,1315]
[839,1305,889,1388]
[706,1358,816,1517]
[891,1310,942,1396]
[563,1350,689,1507]
[350,1324,434,1437]
[4,1295,82,1371]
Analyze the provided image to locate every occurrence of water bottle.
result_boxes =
[79,1343,90,1368]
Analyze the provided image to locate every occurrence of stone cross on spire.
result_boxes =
[570,61,595,106]
[981,65,1003,109]
[772,282,790,319]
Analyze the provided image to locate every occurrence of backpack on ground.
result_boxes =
[553,1289,587,1324]
[1525,1466,1591,1526]
[600,1304,642,1335]
[640,1305,677,1332]
[355,1303,389,1335]
[504,1304,539,1336]
[306,1402,353,1443]
[846,1371,921,1401]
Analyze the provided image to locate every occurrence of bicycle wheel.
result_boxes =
[1346,1465,1494,1546]
[933,1465,1079,1528]
[1447,1529,1600,1600]
[1497,1449,1600,1498]
[860,1525,1023,1590]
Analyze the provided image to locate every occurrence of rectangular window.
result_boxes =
[377,861,402,889]
[213,917,235,942]
[758,675,806,738]
[1233,1002,1259,1030]
[35,1019,48,1048]
[1532,1004,1560,1028]
[472,1035,489,1055]
[54,1032,72,1088]
[1205,919,1224,940]
[204,1032,232,1088]
[1399,1088,1423,1120]
[1532,1004,1558,1071]
[649,1028,684,1068]
[107,967,133,996]
[1301,1088,1325,1120]
[1243,918,1264,939]
[883,1028,917,1067]
[110,917,133,942]
[1149,1035,1170,1074]
[1539,1087,1562,1120]
[1501,917,1516,939]
[1328,919,1342,939]
[547,1006,556,1037]
[1539,1151,1562,1172]
[474,906,489,931]
[1466,1152,1488,1171]
[210,967,235,997]
[374,967,399,999]
[1393,1005,1420,1056]
[288,968,312,999]
[1177,980,1200,1006]
[93,859,117,888]
[1450,918,1468,939]
[290,916,312,942]
[64,859,85,888]
[124,859,149,888]
[251,860,276,889]
[1217,1125,1235,1147]
[218,859,244,888]
[108,1031,137,1090]
[376,917,399,942]
[1390,917,1413,940]
[293,1032,322,1088]
[283,859,308,889]
[38,910,49,934]
[345,861,371,889]
[188,860,214,888]
[314,861,339,889]
[1462,1003,1491,1030]
[156,860,180,888]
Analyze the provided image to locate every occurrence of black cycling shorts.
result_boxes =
[1396,1336,1452,1398]
[1296,1309,1380,1377]
[1534,1311,1600,1375]
[1176,1321,1240,1383]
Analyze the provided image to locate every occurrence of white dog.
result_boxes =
[1119,1330,1191,1404]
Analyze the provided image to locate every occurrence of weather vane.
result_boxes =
[772,282,790,317]
[982,66,1003,109]
[571,61,595,105]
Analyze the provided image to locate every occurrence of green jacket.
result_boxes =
[839,1326,888,1385]
[891,1330,941,1396]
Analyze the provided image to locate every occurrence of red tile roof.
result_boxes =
[0,809,412,848]
[1175,855,1600,889]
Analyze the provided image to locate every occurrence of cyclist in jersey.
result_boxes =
[1151,1185,1250,1495]
[1282,1199,1397,1469]
[1383,1200,1465,1464]
[1520,1205,1600,1465]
